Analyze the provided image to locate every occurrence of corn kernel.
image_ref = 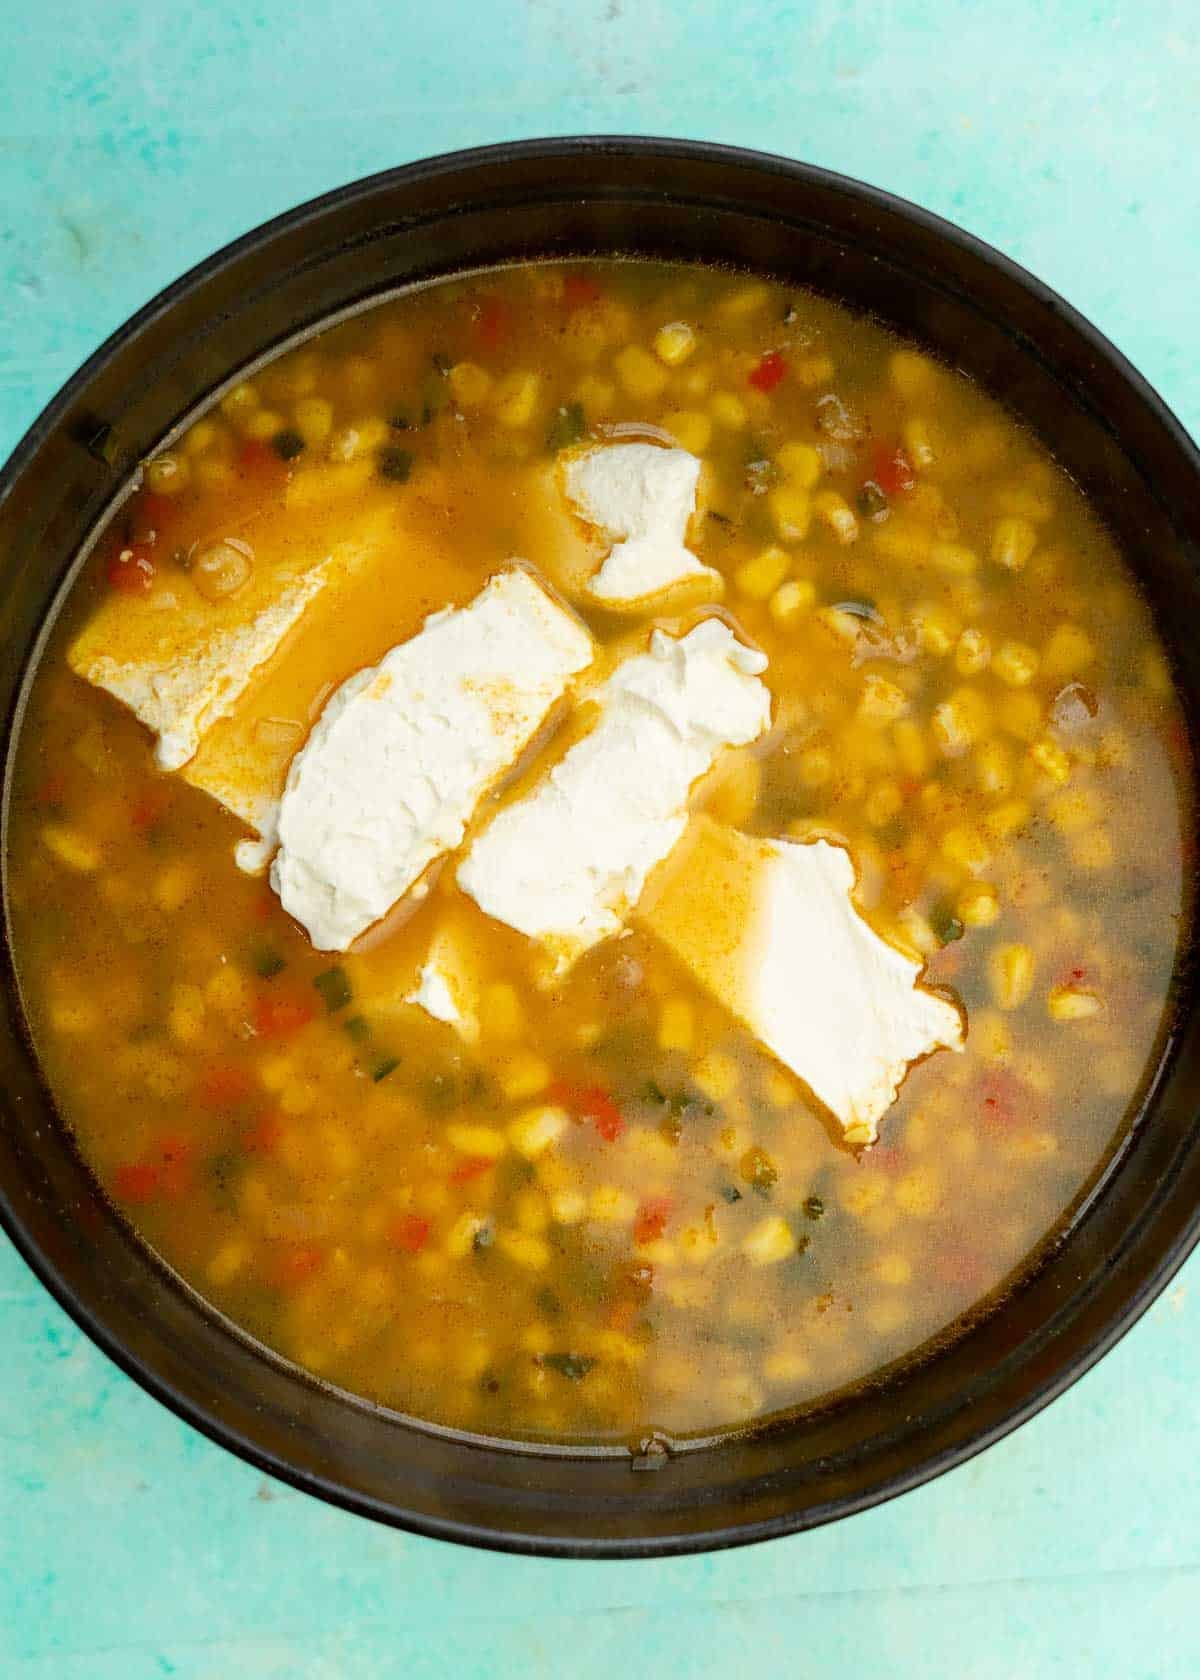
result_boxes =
[742,1216,795,1266]
[654,320,697,365]
[243,408,285,442]
[776,441,822,487]
[550,1190,587,1225]
[49,995,99,1035]
[990,943,1035,1010]
[718,281,770,316]
[280,1080,314,1117]
[798,747,833,788]
[768,485,811,542]
[42,826,100,873]
[573,374,616,414]
[658,997,694,1052]
[734,544,790,600]
[1047,785,1103,833]
[991,515,1037,572]
[940,825,993,874]
[694,1049,740,1101]
[1029,736,1071,785]
[841,1175,887,1216]
[975,739,1013,795]
[992,640,1040,687]
[864,780,904,828]
[1041,623,1096,680]
[929,542,978,576]
[793,352,836,388]
[662,409,711,453]
[893,719,929,778]
[1048,985,1104,1022]
[611,345,665,401]
[220,381,258,421]
[957,882,1000,926]
[813,489,859,544]
[207,1239,249,1287]
[153,862,197,912]
[481,981,525,1041]
[514,1188,551,1235]
[767,577,816,628]
[494,371,541,428]
[763,1348,811,1385]
[709,391,748,429]
[499,1052,550,1101]
[932,688,992,756]
[973,1007,1012,1063]
[859,674,910,723]
[449,361,492,405]
[445,1124,507,1159]
[902,416,936,469]
[955,628,991,676]
[895,1166,942,1217]
[168,982,206,1046]
[509,1105,568,1159]
[983,798,1031,841]
[996,690,1044,743]
[875,1252,913,1286]
[497,1231,551,1270]
[896,907,939,957]
[193,458,235,493]
[911,601,960,656]
[588,1186,637,1224]
[890,349,939,400]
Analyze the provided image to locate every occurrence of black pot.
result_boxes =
[1,137,1197,1558]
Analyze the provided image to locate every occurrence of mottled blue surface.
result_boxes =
[3,2,1200,1673]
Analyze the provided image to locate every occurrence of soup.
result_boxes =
[6,261,1189,1446]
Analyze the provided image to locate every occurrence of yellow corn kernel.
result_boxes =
[658,997,694,1053]
[289,396,333,447]
[654,320,697,365]
[1041,623,1096,680]
[983,798,1031,841]
[514,1188,550,1236]
[193,457,235,493]
[719,281,770,316]
[693,1049,740,1102]
[220,381,258,422]
[1096,728,1131,769]
[902,416,936,469]
[895,1165,942,1217]
[990,943,1035,1010]
[929,541,979,576]
[1029,736,1071,785]
[991,515,1037,572]
[859,674,910,723]
[494,370,541,428]
[257,1056,292,1093]
[768,485,811,542]
[911,601,960,656]
[864,780,904,828]
[449,360,492,405]
[940,825,993,875]
[896,906,938,957]
[875,1252,913,1286]
[42,825,100,873]
[974,739,1013,796]
[776,441,822,487]
[763,1347,811,1385]
[958,882,1000,927]
[625,1126,678,1171]
[550,1190,587,1226]
[481,981,525,1041]
[972,1007,1012,1064]
[205,967,250,1023]
[207,1238,250,1288]
[841,1175,888,1216]
[810,488,857,544]
[734,544,791,600]
[680,362,713,398]
[445,1123,507,1159]
[1048,985,1104,1022]
[992,640,1040,687]
[793,352,836,388]
[893,719,929,779]
[327,418,387,461]
[1071,826,1114,870]
[662,409,711,453]
[241,407,284,442]
[996,690,1044,743]
[709,390,748,429]
[508,1105,568,1159]
[955,628,991,676]
[764,578,813,630]
[153,862,197,913]
[499,1052,550,1101]
[588,1186,638,1225]
[889,349,939,400]
[168,982,206,1046]
[797,746,833,788]
[611,344,665,400]
[707,754,761,826]
[932,687,992,756]
[279,1080,314,1117]
[497,1231,551,1270]
[49,995,99,1035]
[742,1216,796,1266]
[573,374,617,414]
[1047,785,1103,833]
[181,419,218,457]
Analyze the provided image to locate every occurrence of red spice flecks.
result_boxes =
[869,441,916,497]
[562,273,602,310]
[272,1244,325,1288]
[449,1154,495,1186]
[633,1196,673,1246]
[979,1066,1034,1130]
[253,996,315,1039]
[748,350,787,393]
[387,1213,431,1255]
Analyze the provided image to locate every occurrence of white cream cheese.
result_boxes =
[639,819,965,1144]
[564,442,718,604]
[457,618,771,969]
[270,568,593,951]
[403,922,483,1043]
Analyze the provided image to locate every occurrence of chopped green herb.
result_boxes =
[740,1146,779,1198]
[543,1353,596,1381]
[782,302,800,324]
[546,401,586,453]
[857,481,889,520]
[930,904,965,945]
[343,1014,371,1044]
[271,428,305,462]
[832,596,880,621]
[794,1234,812,1258]
[472,1221,495,1253]
[313,966,352,1013]
[388,411,413,431]
[379,446,414,483]
[370,1054,400,1084]
[803,1194,825,1221]
[251,945,286,980]
[207,1150,240,1212]
[719,1183,743,1205]
[536,1287,562,1317]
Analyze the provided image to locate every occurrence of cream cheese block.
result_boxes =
[270,568,593,951]
[639,818,965,1144]
[457,618,771,971]
[564,442,719,605]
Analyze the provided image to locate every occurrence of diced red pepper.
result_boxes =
[197,1063,254,1109]
[130,785,171,833]
[449,1154,495,1186]
[113,1162,161,1205]
[156,1135,194,1199]
[272,1244,325,1288]
[870,441,916,497]
[251,891,275,923]
[130,492,176,544]
[748,350,787,393]
[107,542,155,594]
[243,1110,283,1156]
[253,996,314,1039]
[236,439,287,480]
[387,1213,431,1254]
[31,774,66,809]
[562,273,602,310]
[548,1081,625,1142]
[474,294,510,352]
[633,1196,673,1246]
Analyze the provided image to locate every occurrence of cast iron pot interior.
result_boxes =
[1,138,1199,1557]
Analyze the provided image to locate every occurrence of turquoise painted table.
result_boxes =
[3,3,1199,1673]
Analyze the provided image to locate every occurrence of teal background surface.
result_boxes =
[3,2,1199,1673]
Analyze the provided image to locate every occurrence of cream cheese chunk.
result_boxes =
[404,923,482,1043]
[564,442,718,604]
[639,818,965,1144]
[457,618,771,970]
[270,568,593,951]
